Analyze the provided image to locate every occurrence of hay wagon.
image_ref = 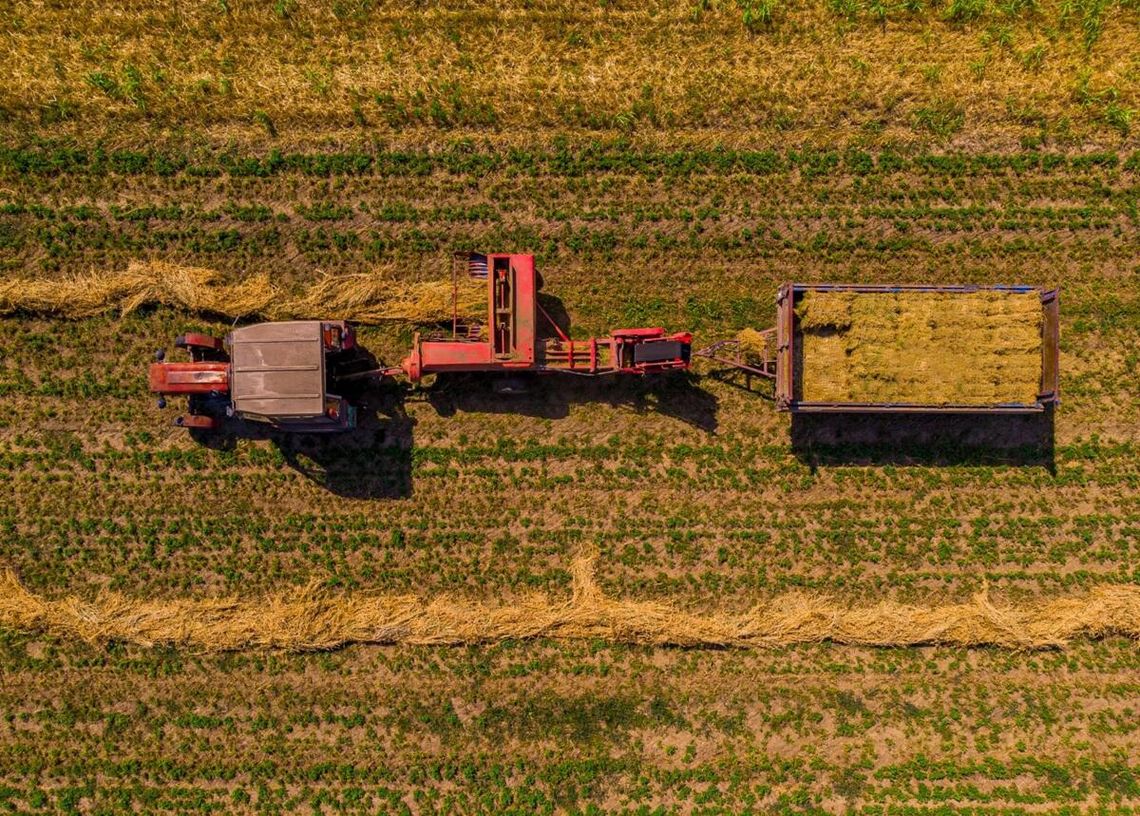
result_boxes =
[697,283,1060,413]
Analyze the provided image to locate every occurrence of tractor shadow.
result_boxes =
[790,408,1056,471]
[191,380,414,499]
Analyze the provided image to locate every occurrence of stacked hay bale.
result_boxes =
[797,292,857,402]
[796,289,1042,405]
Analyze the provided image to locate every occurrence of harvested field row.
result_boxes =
[4,556,1139,652]
[3,0,1137,149]
[796,290,1044,405]
[0,261,486,323]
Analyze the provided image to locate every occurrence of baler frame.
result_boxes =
[400,253,692,381]
[692,329,777,395]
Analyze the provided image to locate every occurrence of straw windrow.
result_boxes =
[2,558,1138,652]
[0,261,487,325]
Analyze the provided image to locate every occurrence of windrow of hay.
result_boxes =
[796,290,1043,405]
[0,262,486,325]
[0,262,275,319]
[3,557,1139,652]
[283,273,486,324]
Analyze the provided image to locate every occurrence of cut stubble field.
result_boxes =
[1,0,1140,812]
[0,144,1136,812]
[1,0,1138,148]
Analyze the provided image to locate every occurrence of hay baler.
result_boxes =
[398,253,692,382]
[150,253,692,431]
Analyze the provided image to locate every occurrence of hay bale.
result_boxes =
[735,328,772,362]
[796,291,854,330]
[798,290,1043,405]
[800,332,851,402]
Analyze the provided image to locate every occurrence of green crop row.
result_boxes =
[1,143,1135,180]
[7,224,1134,275]
[2,200,1130,229]
[2,631,1139,813]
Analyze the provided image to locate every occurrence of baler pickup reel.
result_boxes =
[693,329,778,397]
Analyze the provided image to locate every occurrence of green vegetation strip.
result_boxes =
[1,144,1135,179]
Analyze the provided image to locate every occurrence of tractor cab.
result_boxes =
[227,321,356,432]
[149,320,359,432]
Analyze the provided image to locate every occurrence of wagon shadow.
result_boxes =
[790,408,1055,471]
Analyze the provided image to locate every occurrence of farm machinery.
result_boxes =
[149,252,693,431]
[149,320,363,432]
[150,252,1061,432]
[695,283,1060,414]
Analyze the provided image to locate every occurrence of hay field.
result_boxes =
[2,1,1140,813]
[796,289,1044,405]
[1,156,1137,814]
[1,0,1137,148]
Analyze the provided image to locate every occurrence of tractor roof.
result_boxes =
[229,321,326,419]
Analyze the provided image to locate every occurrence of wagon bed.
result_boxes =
[773,283,1060,413]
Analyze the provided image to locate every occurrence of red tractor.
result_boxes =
[149,253,692,431]
[149,320,361,432]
